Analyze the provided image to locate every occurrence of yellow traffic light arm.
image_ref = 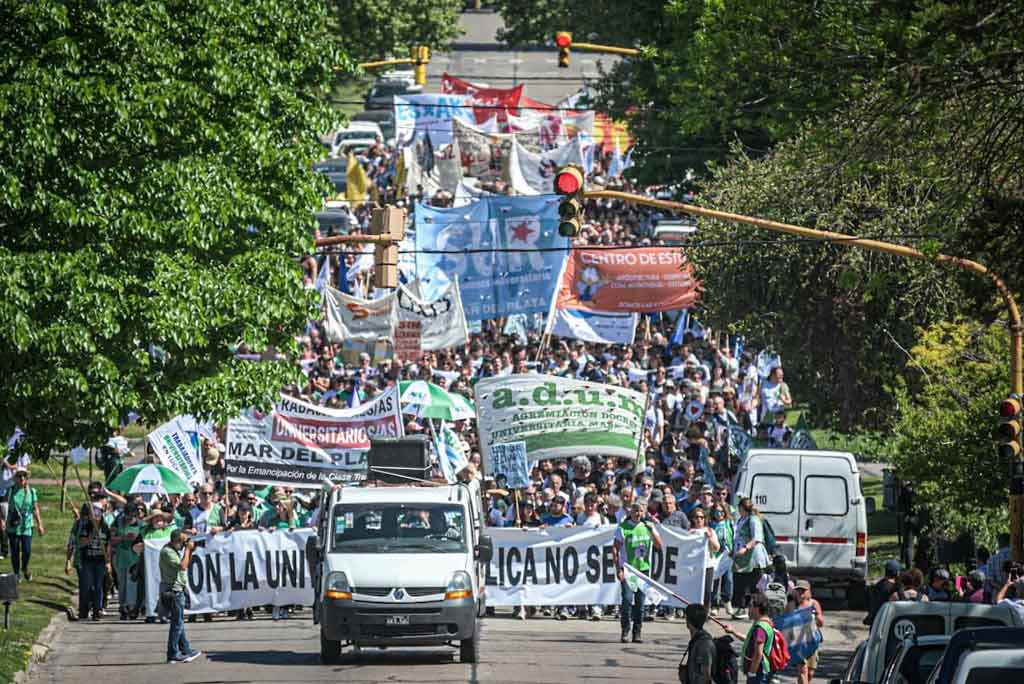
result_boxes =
[567,42,641,57]
[355,58,416,70]
[338,46,431,86]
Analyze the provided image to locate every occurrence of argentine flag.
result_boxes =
[773,606,823,666]
[436,422,469,484]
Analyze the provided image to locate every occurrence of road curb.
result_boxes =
[12,594,75,684]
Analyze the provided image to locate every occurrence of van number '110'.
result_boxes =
[754,495,768,506]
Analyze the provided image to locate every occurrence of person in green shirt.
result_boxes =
[7,468,45,580]
[133,510,176,623]
[159,529,201,663]
[111,503,145,620]
[612,499,663,644]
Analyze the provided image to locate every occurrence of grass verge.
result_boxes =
[0,481,78,683]
[862,475,900,578]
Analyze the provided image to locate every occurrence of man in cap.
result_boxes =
[924,568,953,601]
[865,559,901,625]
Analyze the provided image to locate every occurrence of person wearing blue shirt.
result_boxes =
[540,497,575,527]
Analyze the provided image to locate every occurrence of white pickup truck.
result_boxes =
[308,481,492,664]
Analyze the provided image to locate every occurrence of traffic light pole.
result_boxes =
[584,187,1024,559]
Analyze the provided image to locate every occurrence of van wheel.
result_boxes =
[847,581,868,611]
[320,629,341,665]
[460,627,480,663]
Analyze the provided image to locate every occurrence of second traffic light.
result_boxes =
[998,395,1023,459]
[556,32,571,68]
[554,165,585,237]
[414,45,430,86]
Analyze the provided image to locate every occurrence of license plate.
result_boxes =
[385,615,410,625]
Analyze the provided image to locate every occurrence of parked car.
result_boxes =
[947,648,1024,684]
[879,635,950,684]
[313,158,347,194]
[733,449,869,606]
[925,627,1024,684]
[832,603,1023,684]
[351,110,396,145]
[329,121,383,158]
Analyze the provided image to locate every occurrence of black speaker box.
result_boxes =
[366,436,432,483]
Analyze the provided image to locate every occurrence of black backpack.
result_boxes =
[679,633,737,684]
[712,635,739,684]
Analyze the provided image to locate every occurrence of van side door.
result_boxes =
[799,455,856,571]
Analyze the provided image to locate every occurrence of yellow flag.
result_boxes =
[346,154,371,203]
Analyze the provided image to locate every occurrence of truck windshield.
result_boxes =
[331,503,467,554]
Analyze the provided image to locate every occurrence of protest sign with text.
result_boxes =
[148,416,204,489]
[489,441,529,489]
[144,529,314,615]
[394,93,474,148]
[474,375,645,473]
[440,73,523,124]
[548,307,638,344]
[226,389,403,487]
[555,247,701,313]
[323,287,397,344]
[485,525,706,606]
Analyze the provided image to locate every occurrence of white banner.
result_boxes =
[394,93,474,148]
[395,279,469,361]
[148,416,204,489]
[549,307,638,344]
[475,375,646,472]
[326,281,469,359]
[485,525,706,606]
[144,529,315,615]
[226,389,403,487]
[324,287,397,344]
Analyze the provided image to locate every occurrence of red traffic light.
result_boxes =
[1000,397,1022,418]
[554,167,583,195]
[555,32,572,48]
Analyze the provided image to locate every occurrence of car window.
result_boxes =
[751,474,794,514]
[886,616,946,664]
[804,475,849,516]
[900,645,945,684]
[965,668,1024,684]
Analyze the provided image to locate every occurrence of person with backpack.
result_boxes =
[732,497,769,618]
[738,593,781,683]
[680,604,718,684]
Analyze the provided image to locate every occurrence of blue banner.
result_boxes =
[415,197,569,321]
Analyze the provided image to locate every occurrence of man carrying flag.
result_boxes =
[613,499,663,644]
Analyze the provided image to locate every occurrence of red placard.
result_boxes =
[555,248,702,313]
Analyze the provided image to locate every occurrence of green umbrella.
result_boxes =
[107,463,192,495]
[398,380,476,421]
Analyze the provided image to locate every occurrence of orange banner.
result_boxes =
[555,248,701,313]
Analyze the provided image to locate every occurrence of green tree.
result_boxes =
[889,320,1010,548]
[0,0,341,457]
[330,0,464,63]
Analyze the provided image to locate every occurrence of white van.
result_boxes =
[310,482,492,664]
[733,449,869,605]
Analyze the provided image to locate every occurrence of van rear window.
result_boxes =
[750,474,794,514]
[804,476,849,516]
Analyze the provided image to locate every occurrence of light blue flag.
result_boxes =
[671,311,689,346]
[436,422,469,484]
[773,606,823,666]
[757,350,782,379]
[415,197,569,320]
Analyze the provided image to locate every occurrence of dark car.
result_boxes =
[312,158,347,194]
[365,81,422,110]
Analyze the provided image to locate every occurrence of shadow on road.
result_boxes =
[204,647,459,667]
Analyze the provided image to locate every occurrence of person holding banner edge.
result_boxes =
[613,499,663,643]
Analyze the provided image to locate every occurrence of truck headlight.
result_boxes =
[445,570,473,600]
[325,571,352,600]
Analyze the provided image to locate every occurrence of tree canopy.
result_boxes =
[0,0,342,456]
[329,0,464,63]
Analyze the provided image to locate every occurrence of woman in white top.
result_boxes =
[689,507,720,608]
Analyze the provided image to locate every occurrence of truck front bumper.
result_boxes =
[321,597,476,646]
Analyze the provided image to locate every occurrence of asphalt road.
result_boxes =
[31,606,867,684]
[424,10,618,104]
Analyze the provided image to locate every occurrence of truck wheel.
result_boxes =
[847,580,868,611]
[459,627,480,663]
[320,629,341,665]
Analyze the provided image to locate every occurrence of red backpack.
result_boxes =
[768,625,791,672]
